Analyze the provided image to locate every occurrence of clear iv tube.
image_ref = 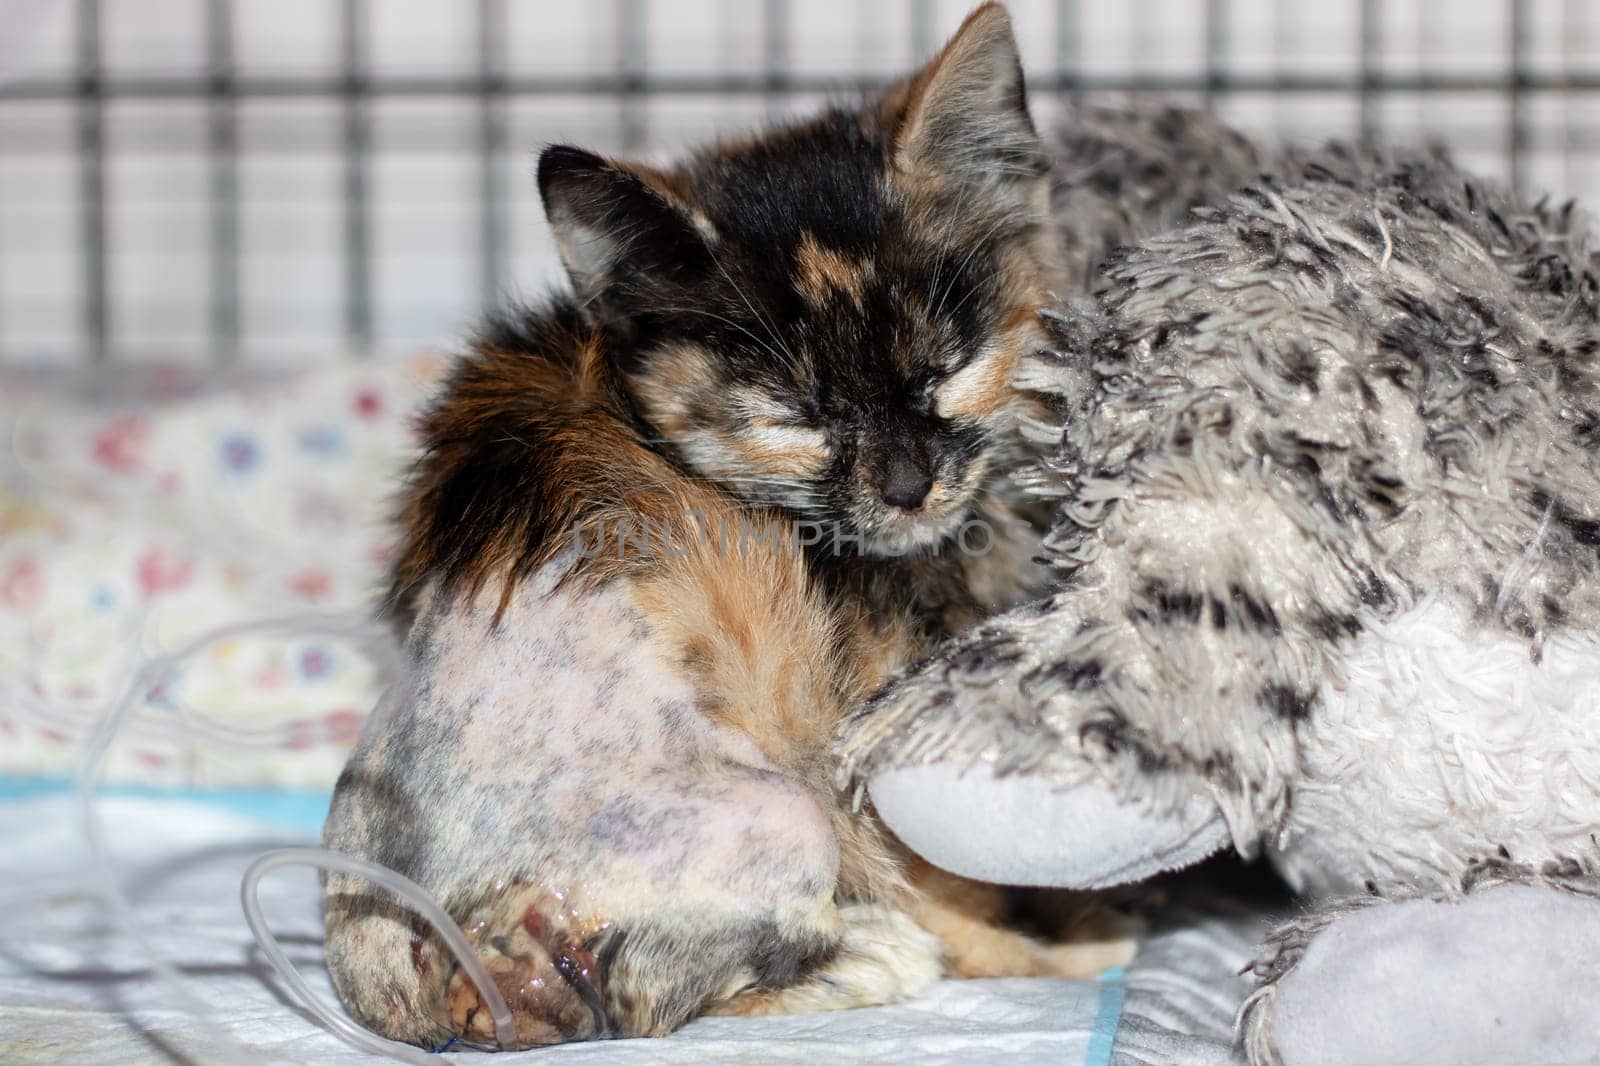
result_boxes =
[241,848,517,1060]
[73,613,469,1064]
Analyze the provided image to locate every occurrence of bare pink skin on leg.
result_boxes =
[323,555,844,1047]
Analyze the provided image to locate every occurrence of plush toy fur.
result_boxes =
[840,123,1600,1063]
[1239,855,1600,1065]
[842,140,1600,847]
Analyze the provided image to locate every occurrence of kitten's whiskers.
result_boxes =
[646,305,791,367]
[707,250,803,372]
[930,211,1015,326]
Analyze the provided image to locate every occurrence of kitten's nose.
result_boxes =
[879,451,933,511]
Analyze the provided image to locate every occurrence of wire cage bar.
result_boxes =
[0,0,1592,366]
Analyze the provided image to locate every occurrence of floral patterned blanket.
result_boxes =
[0,356,446,787]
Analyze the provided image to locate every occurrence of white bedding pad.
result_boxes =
[0,792,1258,1065]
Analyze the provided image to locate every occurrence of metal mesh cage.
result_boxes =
[0,0,1596,365]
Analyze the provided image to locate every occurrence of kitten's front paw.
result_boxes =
[708,902,942,1016]
[1041,928,1140,978]
[1043,898,1145,975]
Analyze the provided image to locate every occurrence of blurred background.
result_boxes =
[0,0,1597,366]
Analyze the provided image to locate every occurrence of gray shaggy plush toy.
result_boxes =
[839,119,1600,1064]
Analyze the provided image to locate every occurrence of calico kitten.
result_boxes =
[326,3,1133,1051]
[326,314,1128,1048]
[390,2,1058,639]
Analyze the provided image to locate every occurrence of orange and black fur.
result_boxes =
[391,2,1061,643]
[324,4,1133,1050]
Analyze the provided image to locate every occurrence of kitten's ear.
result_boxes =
[891,3,1044,192]
[537,145,713,309]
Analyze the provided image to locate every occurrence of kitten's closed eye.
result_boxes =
[933,337,1022,424]
[738,391,821,431]
[726,391,831,482]
[744,422,829,461]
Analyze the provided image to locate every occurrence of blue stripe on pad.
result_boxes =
[0,774,331,835]
[1085,965,1127,1066]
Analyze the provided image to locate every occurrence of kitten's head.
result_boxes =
[537,3,1056,557]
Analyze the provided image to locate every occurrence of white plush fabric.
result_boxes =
[867,598,1600,900]
[871,762,1228,889]
[1274,597,1600,897]
[1271,885,1600,1066]
[864,596,1600,1065]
